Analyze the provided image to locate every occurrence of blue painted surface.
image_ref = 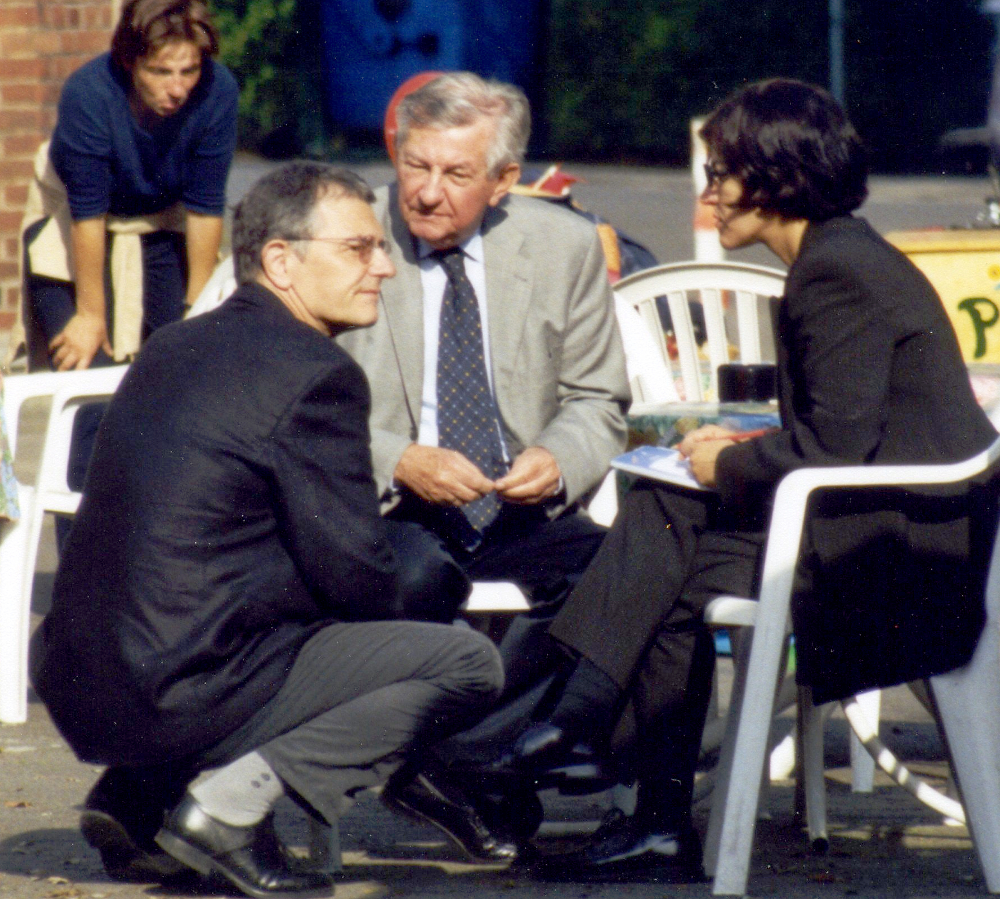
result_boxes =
[321,0,542,129]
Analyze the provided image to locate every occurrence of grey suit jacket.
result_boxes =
[336,185,630,516]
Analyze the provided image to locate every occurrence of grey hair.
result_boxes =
[394,72,531,177]
[232,162,375,284]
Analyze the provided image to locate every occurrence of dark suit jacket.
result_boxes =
[716,216,998,702]
[31,283,398,765]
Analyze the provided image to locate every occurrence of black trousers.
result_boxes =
[384,499,608,702]
[549,481,765,818]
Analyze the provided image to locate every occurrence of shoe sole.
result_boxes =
[588,833,683,866]
[154,828,334,899]
[381,789,510,864]
[80,810,187,882]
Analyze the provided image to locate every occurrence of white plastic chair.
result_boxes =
[613,295,679,407]
[613,261,787,402]
[186,255,236,318]
[0,365,130,724]
[0,370,74,723]
[703,437,1000,896]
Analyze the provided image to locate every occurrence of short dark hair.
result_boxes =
[111,0,219,70]
[699,78,868,221]
[232,162,376,284]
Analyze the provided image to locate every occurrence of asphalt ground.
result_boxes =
[1,160,997,898]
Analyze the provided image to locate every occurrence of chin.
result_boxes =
[407,219,454,247]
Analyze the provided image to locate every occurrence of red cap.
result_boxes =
[383,71,444,161]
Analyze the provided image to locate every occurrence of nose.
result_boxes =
[167,76,190,101]
[371,247,396,279]
[416,169,444,206]
[700,183,719,206]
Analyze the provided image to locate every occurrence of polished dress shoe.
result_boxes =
[81,770,188,883]
[155,796,334,898]
[382,766,518,863]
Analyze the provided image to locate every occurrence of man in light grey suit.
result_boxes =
[336,72,630,853]
[337,72,628,633]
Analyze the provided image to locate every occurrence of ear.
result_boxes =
[259,239,296,291]
[487,162,521,208]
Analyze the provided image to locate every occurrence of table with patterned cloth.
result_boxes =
[626,400,782,450]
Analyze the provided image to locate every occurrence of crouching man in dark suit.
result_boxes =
[30,162,505,899]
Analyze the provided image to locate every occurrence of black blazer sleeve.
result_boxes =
[714,217,996,518]
[269,357,400,622]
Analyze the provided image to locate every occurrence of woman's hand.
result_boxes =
[49,313,111,370]
[678,425,741,487]
[684,439,733,487]
[55,217,111,370]
[677,424,739,457]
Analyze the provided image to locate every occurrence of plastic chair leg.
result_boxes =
[0,487,37,724]
[705,629,792,876]
[797,686,829,850]
[849,689,880,792]
[929,614,1000,893]
[710,618,789,896]
[703,629,751,877]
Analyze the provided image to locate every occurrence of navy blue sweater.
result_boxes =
[49,53,238,220]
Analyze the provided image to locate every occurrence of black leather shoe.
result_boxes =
[155,796,334,898]
[81,771,188,883]
[382,767,518,863]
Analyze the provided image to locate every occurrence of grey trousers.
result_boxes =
[199,620,503,825]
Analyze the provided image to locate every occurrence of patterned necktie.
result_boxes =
[434,246,505,536]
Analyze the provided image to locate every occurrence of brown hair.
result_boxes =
[111,0,219,70]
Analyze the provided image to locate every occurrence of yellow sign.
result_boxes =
[887,229,1000,363]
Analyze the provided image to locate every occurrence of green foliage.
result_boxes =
[212,0,993,170]
[844,0,992,170]
[211,0,325,153]
[544,0,991,170]
[545,0,827,163]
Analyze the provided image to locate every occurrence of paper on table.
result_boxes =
[611,445,710,491]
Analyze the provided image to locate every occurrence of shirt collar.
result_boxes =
[416,231,484,265]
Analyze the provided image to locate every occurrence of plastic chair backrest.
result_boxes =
[613,261,786,402]
[0,366,129,724]
[613,295,679,406]
[29,366,130,515]
[3,371,69,465]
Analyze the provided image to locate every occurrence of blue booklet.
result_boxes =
[611,445,709,491]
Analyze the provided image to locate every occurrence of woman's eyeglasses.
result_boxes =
[703,163,729,189]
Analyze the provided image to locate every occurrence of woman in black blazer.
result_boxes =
[506,79,998,875]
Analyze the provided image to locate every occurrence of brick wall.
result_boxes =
[0,0,118,362]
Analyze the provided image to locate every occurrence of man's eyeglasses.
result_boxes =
[703,163,729,189]
[289,235,389,264]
